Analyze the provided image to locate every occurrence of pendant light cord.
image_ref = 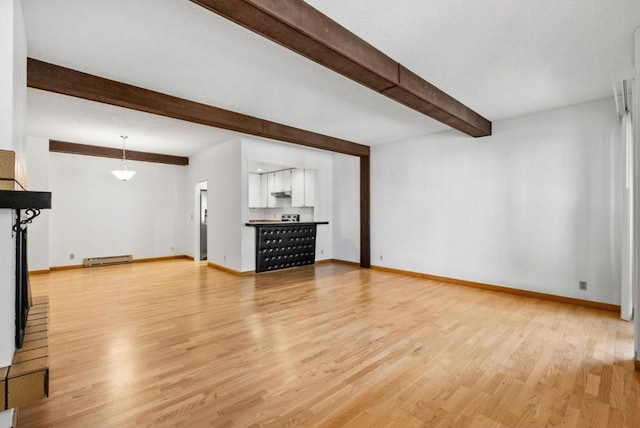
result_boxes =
[121,135,128,163]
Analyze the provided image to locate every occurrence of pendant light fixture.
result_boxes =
[111,135,136,181]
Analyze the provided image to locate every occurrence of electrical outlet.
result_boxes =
[380,255,383,261]
[223,255,226,261]
[321,249,324,255]
[69,253,75,260]
[579,281,587,291]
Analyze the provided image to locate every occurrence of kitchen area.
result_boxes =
[246,161,328,272]
[247,161,316,222]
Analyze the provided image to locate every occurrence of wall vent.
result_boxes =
[83,255,132,267]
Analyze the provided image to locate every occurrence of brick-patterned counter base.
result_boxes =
[1,296,49,412]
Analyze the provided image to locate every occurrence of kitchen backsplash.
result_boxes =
[249,206,314,222]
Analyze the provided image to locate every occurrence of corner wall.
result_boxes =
[185,139,242,270]
[0,0,26,424]
[332,153,360,263]
[372,98,621,304]
[0,0,27,365]
[25,137,49,270]
[633,26,640,359]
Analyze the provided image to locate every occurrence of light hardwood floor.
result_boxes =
[17,260,640,427]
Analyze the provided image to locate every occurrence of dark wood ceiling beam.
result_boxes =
[49,140,190,166]
[194,0,398,92]
[189,0,492,137]
[27,58,370,158]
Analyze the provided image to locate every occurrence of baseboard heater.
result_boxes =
[83,255,132,267]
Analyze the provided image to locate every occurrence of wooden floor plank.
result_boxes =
[16,260,640,427]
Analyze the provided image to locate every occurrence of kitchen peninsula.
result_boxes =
[246,221,329,273]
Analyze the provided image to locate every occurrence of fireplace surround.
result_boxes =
[0,190,51,348]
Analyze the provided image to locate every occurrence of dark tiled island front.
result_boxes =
[245,222,329,272]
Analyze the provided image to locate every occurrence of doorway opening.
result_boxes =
[195,181,208,261]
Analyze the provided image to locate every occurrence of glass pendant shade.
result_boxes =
[112,135,136,181]
[111,166,136,181]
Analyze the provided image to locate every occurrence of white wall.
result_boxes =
[11,0,26,165]
[26,140,188,267]
[186,139,242,270]
[0,0,25,424]
[633,27,640,359]
[372,98,621,304]
[332,153,360,263]
[240,137,333,272]
[1,0,27,161]
[0,0,27,377]
[26,137,50,270]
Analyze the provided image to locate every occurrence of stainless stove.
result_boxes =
[281,214,300,222]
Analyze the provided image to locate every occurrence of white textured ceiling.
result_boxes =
[23,0,639,156]
[308,0,639,120]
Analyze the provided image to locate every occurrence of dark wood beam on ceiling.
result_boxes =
[49,140,190,166]
[27,58,370,158]
[189,0,492,138]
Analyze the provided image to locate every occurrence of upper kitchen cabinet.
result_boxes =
[266,172,276,208]
[283,169,292,191]
[274,170,283,193]
[273,169,292,192]
[248,173,263,208]
[291,168,316,207]
[248,170,290,208]
[260,172,268,207]
[248,160,315,209]
[304,169,315,207]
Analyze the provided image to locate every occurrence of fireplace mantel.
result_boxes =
[0,190,51,210]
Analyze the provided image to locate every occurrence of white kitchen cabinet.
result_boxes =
[283,169,292,191]
[251,168,307,208]
[304,169,315,207]
[260,173,268,207]
[266,172,276,208]
[274,170,284,192]
[291,168,315,207]
[273,169,292,192]
[248,173,262,208]
[291,168,305,207]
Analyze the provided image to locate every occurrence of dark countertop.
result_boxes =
[245,221,329,227]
